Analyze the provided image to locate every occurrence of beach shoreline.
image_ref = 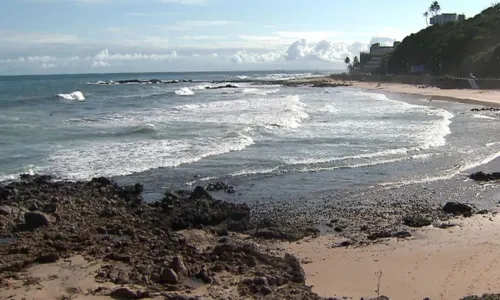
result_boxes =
[279,76,500,108]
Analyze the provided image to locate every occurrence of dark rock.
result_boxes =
[469,171,500,182]
[196,267,212,284]
[367,231,392,240]
[476,209,489,215]
[160,268,179,284]
[261,285,273,295]
[403,215,432,227]
[205,84,239,90]
[91,177,113,185]
[438,223,457,229]
[170,256,188,278]
[442,202,473,217]
[24,211,52,230]
[109,287,138,299]
[393,231,412,238]
[0,205,20,216]
[252,227,304,242]
[190,186,213,201]
[36,253,59,264]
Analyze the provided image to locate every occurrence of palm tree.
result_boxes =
[423,11,429,26]
[429,1,441,16]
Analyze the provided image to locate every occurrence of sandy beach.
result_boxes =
[289,77,500,107]
[284,213,500,300]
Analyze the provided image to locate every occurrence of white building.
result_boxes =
[360,42,400,73]
[430,13,466,25]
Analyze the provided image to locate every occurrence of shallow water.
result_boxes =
[1,71,500,204]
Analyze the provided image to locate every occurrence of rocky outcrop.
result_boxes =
[442,202,473,217]
[0,175,320,299]
[469,171,500,182]
[205,84,239,89]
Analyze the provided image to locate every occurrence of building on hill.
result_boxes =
[430,13,466,25]
[359,41,400,74]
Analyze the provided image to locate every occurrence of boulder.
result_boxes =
[170,256,188,278]
[469,171,500,182]
[0,205,21,216]
[442,202,473,217]
[24,211,52,230]
[109,287,138,299]
[190,186,213,201]
[160,268,179,284]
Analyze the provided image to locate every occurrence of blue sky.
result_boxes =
[0,0,493,74]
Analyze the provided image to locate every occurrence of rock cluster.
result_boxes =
[0,174,320,299]
[471,107,500,112]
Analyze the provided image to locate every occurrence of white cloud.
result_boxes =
[89,49,178,62]
[0,36,394,74]
[92,61,108,67]
[41,63,56,69]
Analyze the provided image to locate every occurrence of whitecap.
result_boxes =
[56,91,85,101]
[174,87,195,96]
[472,114,497,120]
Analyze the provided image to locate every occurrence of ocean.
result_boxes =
[1,71,500,203]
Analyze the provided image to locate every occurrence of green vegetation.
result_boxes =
[388,3,500,77]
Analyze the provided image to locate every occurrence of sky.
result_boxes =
[0,0,493,75]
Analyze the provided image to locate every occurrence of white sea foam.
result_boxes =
[242,88,280,95]
[229,166,280,177]
[56,91,85,101]
[418,108,454,149]
[472,114,497,120]
[295,157,410,173]
[171,95,308,129]
[380,150,500,187]
[174,87,195,96]
[283,148,410,165]
[316,104,337,114]
[44,132,254,180]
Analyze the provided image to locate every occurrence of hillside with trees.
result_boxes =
[387,3,500,77]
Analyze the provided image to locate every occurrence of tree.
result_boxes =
[353,56,360,71]
[344,57,351,72]
[423,11,429,26]
[429,1,441,16]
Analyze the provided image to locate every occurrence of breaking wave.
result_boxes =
[174,87,195,96]
[56,91,85,101]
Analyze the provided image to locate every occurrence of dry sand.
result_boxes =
[298,77,500,107]
[284,213,500,300]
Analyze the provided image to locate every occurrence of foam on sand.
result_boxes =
[174,87,195,96]
[56,91,85,101]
